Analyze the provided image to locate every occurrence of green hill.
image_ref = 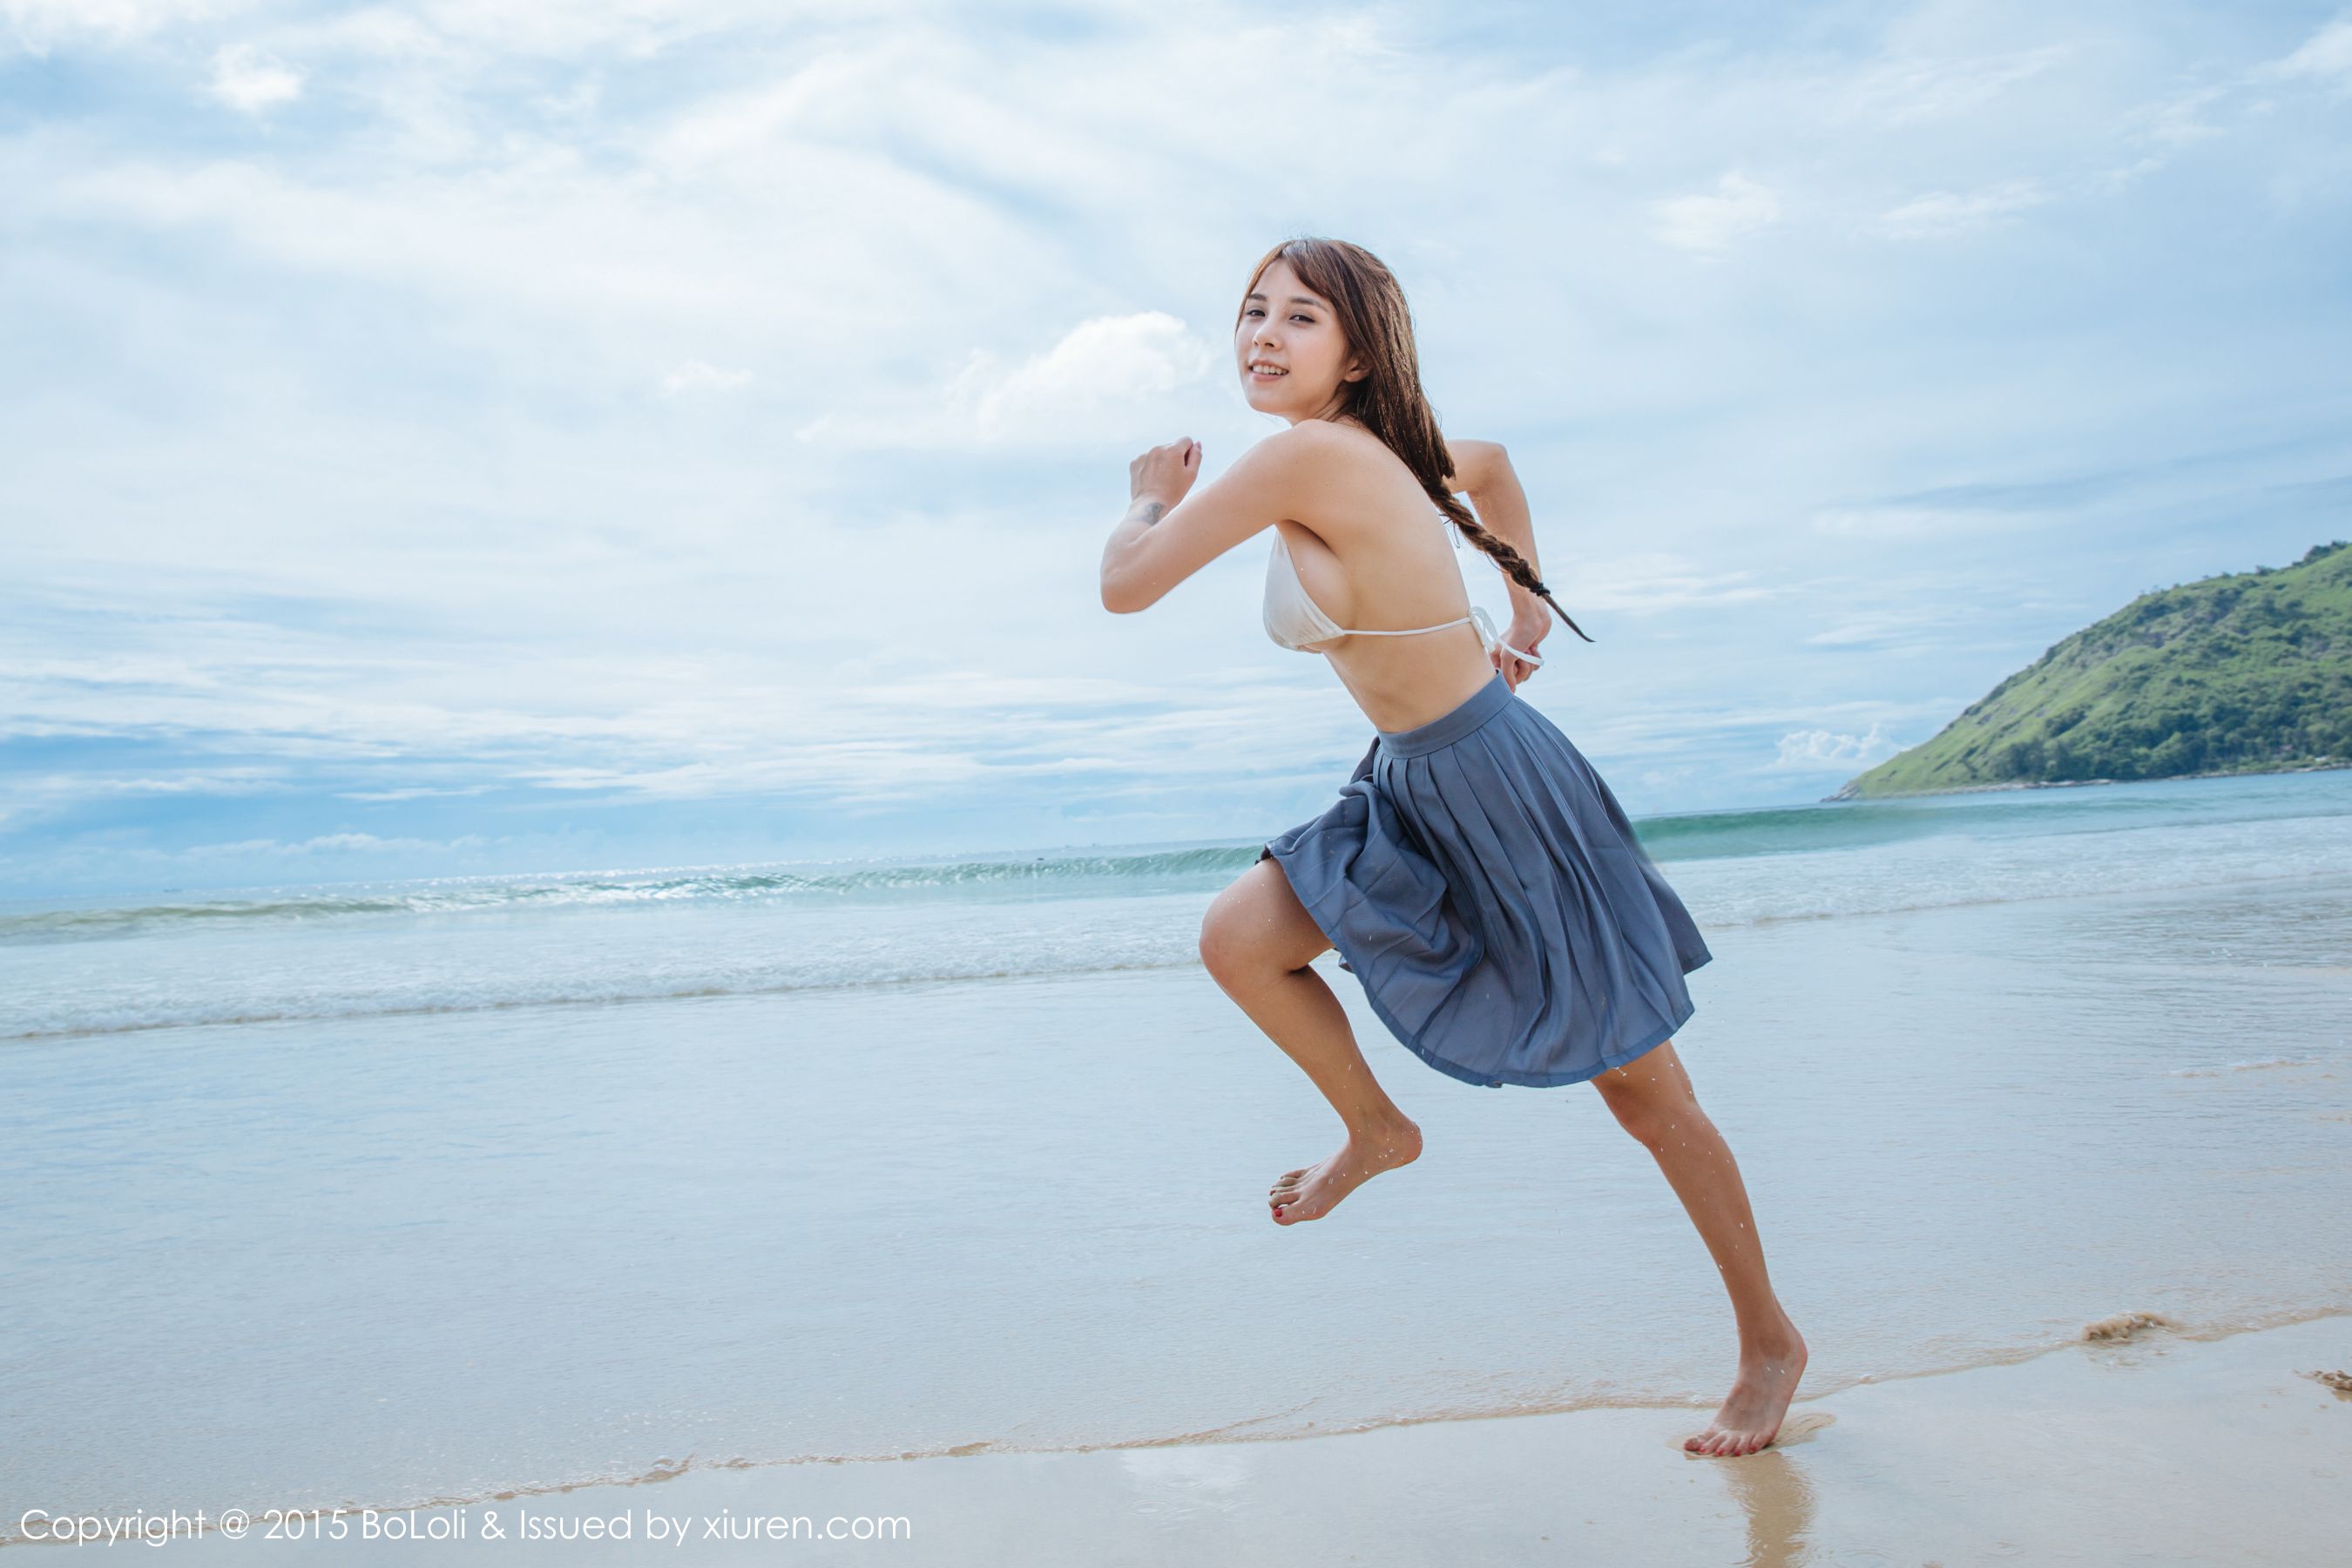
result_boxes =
[1828,539,2352,801]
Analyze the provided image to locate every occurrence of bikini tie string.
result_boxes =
[1469,605,1544,669]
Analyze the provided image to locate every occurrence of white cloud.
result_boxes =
[206,41,304,113]
[2268,17,2352,87]
[188,831,489,857]
[337,785,495,801]
[1806,615,1923,649]
[650,51,864,167]
[659,358,754,396]
[1569,557,1786,614]
[1809,505,1993,540]
[0,769,287,832]
[1651,171,1781,255]
[2,0,246,56]
[1836,44,2072,125]
[382,0,799,62]
[954,311,1217,438]
[1879,179,2047,239]
[44,156,781,327]
[795,310,1222,452]
[2131,84,2233,149]
[1770,723,1904,770]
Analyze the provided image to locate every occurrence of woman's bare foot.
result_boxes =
[1686,1319,1808,1456]
[1267,1114,1422,1224]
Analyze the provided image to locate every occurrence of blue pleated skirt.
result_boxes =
[1258,671,1713,1089]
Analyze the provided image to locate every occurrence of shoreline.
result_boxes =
[45,1312,2352,1562]
[1822,755,2352,802]
[29,1299,2349,1530]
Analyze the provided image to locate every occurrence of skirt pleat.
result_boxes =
[1258,672,1713,1089]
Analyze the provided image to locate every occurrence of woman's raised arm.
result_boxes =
[1099,422,1335,614]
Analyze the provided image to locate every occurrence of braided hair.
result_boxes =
[1236,235,1594,645]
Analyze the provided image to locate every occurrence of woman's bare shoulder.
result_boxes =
[1235,421,1377,535]
[1226,419,1355,484]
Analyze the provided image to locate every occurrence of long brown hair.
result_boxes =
[1237,236,1594,644]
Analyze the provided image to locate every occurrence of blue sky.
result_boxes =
[3,0,2349,896]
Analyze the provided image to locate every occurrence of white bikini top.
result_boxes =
[1262,512,1544,666]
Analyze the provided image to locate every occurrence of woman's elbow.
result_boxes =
[1445,437,1506,495]
[1100,571,1152,616]
[1470,440,1512,493]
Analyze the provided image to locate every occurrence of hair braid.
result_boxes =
[1238,234,1597,647]
[1441,507,1594,644]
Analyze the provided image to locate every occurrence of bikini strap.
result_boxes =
[1340,605,1543,666]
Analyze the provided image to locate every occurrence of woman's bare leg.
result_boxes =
[1592,1041,1808,1456]
[1200,857,1423,1224]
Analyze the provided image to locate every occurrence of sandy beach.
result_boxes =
[37,1312,2349,1563]
[8,773,2349,1561]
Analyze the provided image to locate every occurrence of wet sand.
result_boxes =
[62,1313,2352,1564]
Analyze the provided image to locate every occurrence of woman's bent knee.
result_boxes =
[1199,861,1328,983]
[1198,903,1244,983]
[1198,886,1262,985]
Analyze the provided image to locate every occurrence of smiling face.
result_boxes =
[1236,256,1366,425]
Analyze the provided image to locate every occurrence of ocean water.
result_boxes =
[3,767,2349,1532]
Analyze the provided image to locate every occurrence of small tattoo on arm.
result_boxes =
[1133,500,1166,526]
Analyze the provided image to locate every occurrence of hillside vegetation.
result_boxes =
[1831,540,2352,800]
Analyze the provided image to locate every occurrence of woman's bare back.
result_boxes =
[1278,420,1504,733]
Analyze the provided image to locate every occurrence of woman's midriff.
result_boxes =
[1327,633,1507,734]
